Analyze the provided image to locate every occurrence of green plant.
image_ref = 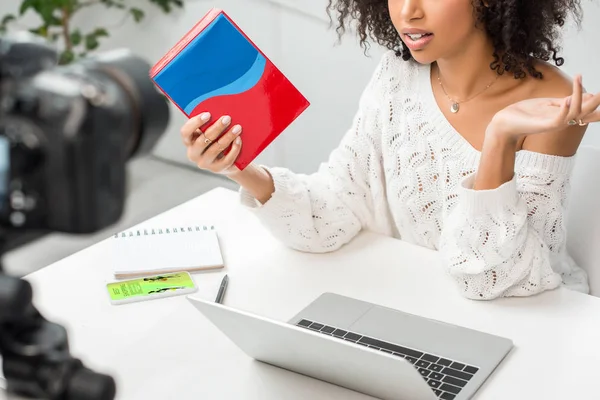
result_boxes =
[0,0,184,64]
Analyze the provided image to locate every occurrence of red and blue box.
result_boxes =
[149,8,310,170]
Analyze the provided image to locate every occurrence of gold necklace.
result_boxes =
[437,67,500,113]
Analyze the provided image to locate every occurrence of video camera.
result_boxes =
[0,31,170,399]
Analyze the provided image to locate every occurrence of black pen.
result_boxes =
[215,274,228,304]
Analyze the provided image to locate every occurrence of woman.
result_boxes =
[180,0,600,300]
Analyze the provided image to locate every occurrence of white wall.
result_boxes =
[560,0,600,147]
[0,0,598,174]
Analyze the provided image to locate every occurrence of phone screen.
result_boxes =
[107,272,195,302]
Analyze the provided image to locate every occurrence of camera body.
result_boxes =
[0,60,131,234]
[0,32,169,234]
[0,31,170,400]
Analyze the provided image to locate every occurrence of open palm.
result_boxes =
[492,76,600,138]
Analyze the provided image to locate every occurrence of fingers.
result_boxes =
[562,75,600,127]
[203,115,232,145]
[213,135,243,172]
[583,92,596,101]
[180,112,210,146]
[580,92,600,118]
[565,75,583,123]
[203,124,242,163]
[184,113,243,173]
[579,109,600,125]
[555,96,571,126]
[187,115,232,163]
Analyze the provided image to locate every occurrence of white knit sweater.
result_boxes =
[239,50,589,299]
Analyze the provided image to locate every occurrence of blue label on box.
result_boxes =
[153,14,266,114]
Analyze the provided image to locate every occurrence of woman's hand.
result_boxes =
[180,112,242,175]
[180,111,275,202]
[488,75,600,141]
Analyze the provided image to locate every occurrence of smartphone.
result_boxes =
[106,271,197,305]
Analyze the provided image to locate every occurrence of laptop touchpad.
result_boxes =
[289,292,374,330]
[348,305,449,354]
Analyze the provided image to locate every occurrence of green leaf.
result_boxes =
[39,1,58,20]
[9,0,185,57]
[85,34,99,51]
[60,49,75,64]
[47,15,63,26]
[0,14,16,34]
[20,0,33,15]
[147,0,183,13]
[1,14,16,25]
[59,0,78,7]
[71,29,82,46]
[83,28,108,51]
[130,7,144,22]
[20,0,63,27]
[51,0,78,13]
[19,0,37,15]
[92,27,109,37]
[29,26,48,37]
[100,0,125,8]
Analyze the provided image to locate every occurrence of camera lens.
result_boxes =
[79,49,170,159]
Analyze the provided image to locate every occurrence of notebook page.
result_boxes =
[111,229,223,275]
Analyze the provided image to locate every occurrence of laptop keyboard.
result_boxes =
[296,319,479,400]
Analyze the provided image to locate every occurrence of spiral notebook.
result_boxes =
[110,225,224,278]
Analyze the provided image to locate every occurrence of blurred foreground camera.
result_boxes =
[0,31,169,234]
[0,31,171,399]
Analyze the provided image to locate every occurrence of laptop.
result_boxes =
[187,292,512,400]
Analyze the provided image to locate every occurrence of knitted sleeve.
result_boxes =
[238,51,396,253]
[439,155,580,299]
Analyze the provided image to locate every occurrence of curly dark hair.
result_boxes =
[326,0,583,79]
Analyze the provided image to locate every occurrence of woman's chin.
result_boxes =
[407,50,437,65]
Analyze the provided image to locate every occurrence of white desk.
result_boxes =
[11,187,600,399]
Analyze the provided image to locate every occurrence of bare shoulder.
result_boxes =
[529,61,577,96]
[521,60,587,157]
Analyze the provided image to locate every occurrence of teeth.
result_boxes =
[408,33,428,40]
